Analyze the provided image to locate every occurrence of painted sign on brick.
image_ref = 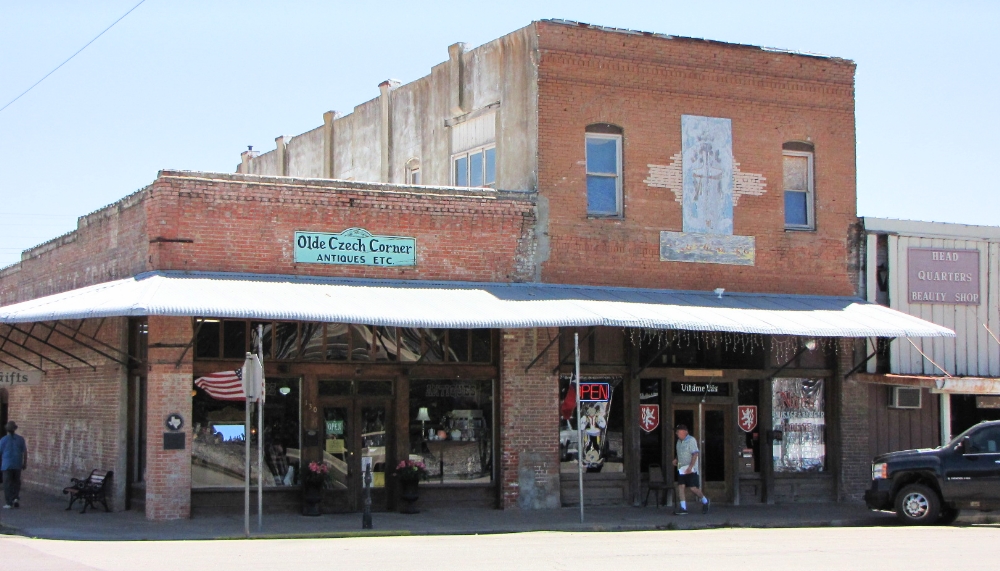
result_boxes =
[907,248,980,305]
[294,227,416,267]
[0,369,41,388]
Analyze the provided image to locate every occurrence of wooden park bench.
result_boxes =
[62,470,113,513]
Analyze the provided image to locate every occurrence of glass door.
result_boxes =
[320,397,393,512]
[671,405,731,502]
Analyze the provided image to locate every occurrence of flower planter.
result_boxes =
[301,483,323,516]
[399,478,420,514]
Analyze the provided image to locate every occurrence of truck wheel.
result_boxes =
[938,507,960,525]
[895,484,940,525]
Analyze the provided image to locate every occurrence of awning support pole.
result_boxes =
[52,320,139,365]
[553,328,596,374]
[0,325,70,370]
[6,323,95,370]
[844,347,882,379]
[633,342,673,378]
[38,322,128,366]
[524,330,561,372]
[174,319,204,369]
[0,354,41,371]
[0,337,45,370]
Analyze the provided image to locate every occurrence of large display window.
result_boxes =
[772,378,825,472]
[191,377,301,488]
[408,379,494,484]
[558,375,625,473]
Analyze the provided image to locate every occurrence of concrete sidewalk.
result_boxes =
[0,487,990,541]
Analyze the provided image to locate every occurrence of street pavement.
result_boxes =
[0,487,920,540]
[2,526,999,571]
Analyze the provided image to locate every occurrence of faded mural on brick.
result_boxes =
[646,115,765,266]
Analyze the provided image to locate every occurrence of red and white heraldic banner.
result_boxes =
[738,405,757,433]
[640,404,660,433]
[907,248,981,305]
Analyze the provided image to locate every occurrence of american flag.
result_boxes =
[194,368,245,401]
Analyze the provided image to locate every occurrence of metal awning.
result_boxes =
[0,271,954,338]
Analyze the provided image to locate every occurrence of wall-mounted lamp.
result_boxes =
[803,339,817,351]
[714,288,725,299]
[279,386,291,396]
[876,263,889,292]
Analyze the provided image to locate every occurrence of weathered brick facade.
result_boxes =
[0,21,884,520]
[535,21,858,295]
[499,328,561,509]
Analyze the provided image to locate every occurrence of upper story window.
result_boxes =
[783,142,815,230]
[586,124,623,216]
[453,145,496,188]
[406,158,421,185]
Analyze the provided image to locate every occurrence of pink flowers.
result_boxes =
[307,461,329,475]
[395,459,428,481]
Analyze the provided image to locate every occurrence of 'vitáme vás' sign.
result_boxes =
[907,248,980,305]
[294,228,416,267]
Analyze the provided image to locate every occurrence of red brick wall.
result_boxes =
[146,172,538,283]
[535,21,858,296]
[0,191,149,305]
[837,337,870,502]
[2,318,128,508]
[144,315,193,520]
[499,327,561,508]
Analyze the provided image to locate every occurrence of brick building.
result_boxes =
[0,21,950,520]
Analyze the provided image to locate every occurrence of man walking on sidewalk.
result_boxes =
[672,424,709,515]
[1,421,28,509]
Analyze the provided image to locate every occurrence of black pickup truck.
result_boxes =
[865,420,1000,524]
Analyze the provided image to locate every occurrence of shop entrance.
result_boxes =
[320,386,394,512]
[672,404,731,502]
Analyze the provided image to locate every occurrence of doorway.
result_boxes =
[672,404,731,502]
[319,380,394,512]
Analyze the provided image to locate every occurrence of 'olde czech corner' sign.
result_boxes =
[294,228,416,267]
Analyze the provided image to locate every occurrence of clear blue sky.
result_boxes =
[1,1,997,269]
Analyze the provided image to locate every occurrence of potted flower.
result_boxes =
[394,459,427,514]
[301,461,328,516]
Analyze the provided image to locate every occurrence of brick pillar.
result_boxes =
[499,328,560,509]
[837,337,870,502]
[144,316,193,520]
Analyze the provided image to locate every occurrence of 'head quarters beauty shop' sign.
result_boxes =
[294,228,416,267]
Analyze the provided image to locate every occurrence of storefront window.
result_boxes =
[409,379,493,484]
[191,377,301,488]
[195,320,493,364]
[558,375,625,473]
[772,378,825,472]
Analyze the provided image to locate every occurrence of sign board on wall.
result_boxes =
[907,248,980,305]
[294,228,416,267]
[0,370,42,388]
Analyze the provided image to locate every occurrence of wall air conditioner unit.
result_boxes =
[889,386,922,409]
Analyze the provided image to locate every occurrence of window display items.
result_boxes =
[772,378,825,472]
[409,380,493,484]
[558,375,624,472]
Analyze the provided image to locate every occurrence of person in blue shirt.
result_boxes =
[1,421,28,509]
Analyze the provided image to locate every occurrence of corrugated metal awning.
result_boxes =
[0,271,954,338]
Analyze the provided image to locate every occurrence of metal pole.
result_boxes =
[257,325,264,531]
[244,366,251,538]
[575,333,584,523]
[362,463,373,529]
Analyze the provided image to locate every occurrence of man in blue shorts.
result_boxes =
[1,420,28,509]
[672,424,709,515]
